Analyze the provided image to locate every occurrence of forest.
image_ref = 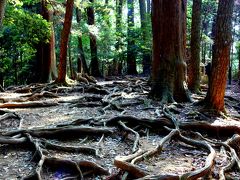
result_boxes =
[0,0,240,179]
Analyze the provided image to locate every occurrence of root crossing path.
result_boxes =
[0,77,240,179]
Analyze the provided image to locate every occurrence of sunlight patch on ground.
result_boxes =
[97,80,127,86]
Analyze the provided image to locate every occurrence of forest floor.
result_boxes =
[0,77,240,180]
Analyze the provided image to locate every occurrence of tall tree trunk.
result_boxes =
[139,0,151,75]
[188,0,202,93]
[87,0,101,77]
[50,25,57,80]
[127,0,137,75]
[204,0,234,112]
[174,0,191,102]
[76,7,89,74]
[38,0,57,83]
[113,0,123,76]
[55,0,74,83]
[149,0,190,103]
[0,0,6,27]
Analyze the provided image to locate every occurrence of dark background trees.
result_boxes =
[0,0,239,112]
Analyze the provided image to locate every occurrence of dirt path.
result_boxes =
[0,78,240,179]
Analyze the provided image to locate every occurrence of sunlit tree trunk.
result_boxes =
[146,0,151,13]
[188,0,202,93]
[139,0,151,75]
[0,0,6,27]
[55,0,74,83]
[87,0,101,77]
[149,0,190,103]
[204,0,234,112]
[127,0,137,75]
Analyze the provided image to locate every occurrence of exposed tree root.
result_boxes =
[114,129,178,179]
[85,86,110,95]
[0,136,27,144]
[0,112,21,121]
[137,174,179,180]
[40,139,98,155]
[178,133,216,179]
[77,160,109,176]
[180,121,240,136]
[98,115,173,128]
[2,126,115,137]
[131,129,179,164]
[118,121,140,152]
[71,102,103,108]
[1,80,240,179]
[25,91,59,101]
[0,101,58,108]
[114,151,148,178]
[56,118,95,127]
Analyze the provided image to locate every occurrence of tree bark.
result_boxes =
[188,0,202,93]
[149,0,190,103]
[38,0,57,83]
[76,7,89,74]
[204,0,234,112]
[139,0,151,75]
[0,0,6,27]
[127,0,137,75]
[55,0,74,84]
[87,0,101,77]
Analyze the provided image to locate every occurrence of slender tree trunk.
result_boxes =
[188,0,202,93]
[55,0,74,83]
[139,0,151,75]
[114,0,123,76]
[68,35,74,79]
[0,0,6,27]
[127,0,137,75]
[204,0,234,112]
[50,25,57,80]
[87,0,101,77]
[146,0,151,13]
[149,0,190,103]
[76,7,88,74]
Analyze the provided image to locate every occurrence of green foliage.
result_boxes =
[3,5,50,44]
[0,1,51,86]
